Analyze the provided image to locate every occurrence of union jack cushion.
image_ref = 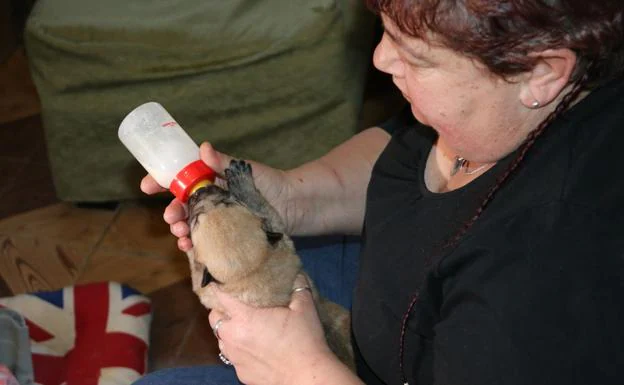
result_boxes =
[0,282,152,385]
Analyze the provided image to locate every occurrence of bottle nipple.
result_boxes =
[169,160,216,202]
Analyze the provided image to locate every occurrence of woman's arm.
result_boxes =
[284,126,391,235]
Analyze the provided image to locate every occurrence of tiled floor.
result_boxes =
[0,43,403,373]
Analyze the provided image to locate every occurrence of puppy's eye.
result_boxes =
[201,267,213,287]
[265,231,283,246]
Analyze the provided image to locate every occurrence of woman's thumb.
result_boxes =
[289,274,316,312]
[199,141,231,174]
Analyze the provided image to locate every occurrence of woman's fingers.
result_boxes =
[170,222,189,237]
[140,175,166,194]
[209,308,229,339]
[177,237,193,252]
[163,199,188,224]
[289,274,315,311]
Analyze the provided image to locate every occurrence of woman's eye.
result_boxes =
[403,56,427,68]
[398,50,430,67]
[407,56,434,68]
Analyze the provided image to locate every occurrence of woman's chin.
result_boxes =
[409,105,428,126]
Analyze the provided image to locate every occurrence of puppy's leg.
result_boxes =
[225,160,286,233]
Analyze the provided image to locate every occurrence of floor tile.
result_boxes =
[147,279,197,370]
[174,307,220,367]
[147,279,219,371]
[0,203,116,247]
[0,234,88,295]
[76,250,189,295]
[97,201,181,260]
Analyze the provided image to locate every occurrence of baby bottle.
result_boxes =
[118,102,216,202]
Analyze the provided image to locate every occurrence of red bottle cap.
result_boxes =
[169,160,216,202]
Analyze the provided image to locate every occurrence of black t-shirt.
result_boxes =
[352,77,624,385]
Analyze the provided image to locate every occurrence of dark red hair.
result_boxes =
[366,0,624,87]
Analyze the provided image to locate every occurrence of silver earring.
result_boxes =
[531,101,540,109]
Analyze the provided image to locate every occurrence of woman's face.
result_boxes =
[374,15,536,163]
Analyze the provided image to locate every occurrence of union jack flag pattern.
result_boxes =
[0,282,152,385]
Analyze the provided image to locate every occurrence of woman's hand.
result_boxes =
[207,275,351,385]
[140,141,292,251]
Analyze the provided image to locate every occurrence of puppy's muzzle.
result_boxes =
[187,184,228,208]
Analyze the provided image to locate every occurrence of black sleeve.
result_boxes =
[432,202,624,385]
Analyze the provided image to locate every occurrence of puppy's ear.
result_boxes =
[265,230,283,246]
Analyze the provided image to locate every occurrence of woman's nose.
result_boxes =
[372,33,403,76]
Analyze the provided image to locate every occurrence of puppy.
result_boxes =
[185,160,353,369]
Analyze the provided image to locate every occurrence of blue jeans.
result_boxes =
[133,235,361,385]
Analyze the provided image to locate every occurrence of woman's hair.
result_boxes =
[366,1,623,382]
[366,0,624,88]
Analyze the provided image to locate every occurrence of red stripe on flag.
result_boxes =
[32,354,67,385]
[0,303,54,342]
[25,318,55,343]
[122,301,151,317]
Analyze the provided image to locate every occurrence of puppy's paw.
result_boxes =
[227,159,252,176]
[225,159,257,201]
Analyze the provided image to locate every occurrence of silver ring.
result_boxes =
[213,318,225,340]
[219,351,233,366]
[291,286,312,294]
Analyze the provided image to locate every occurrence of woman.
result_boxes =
[136,1,624,384]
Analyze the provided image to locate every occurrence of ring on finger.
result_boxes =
[291,286,312,294]
[213,318,225,340]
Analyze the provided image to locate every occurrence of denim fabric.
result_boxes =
[133,235,360,385]
[294,235,360,309]
[133,366,241,385]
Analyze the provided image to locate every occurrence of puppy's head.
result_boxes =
[187,185,284,286]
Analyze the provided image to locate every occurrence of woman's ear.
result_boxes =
[519,48,578,109]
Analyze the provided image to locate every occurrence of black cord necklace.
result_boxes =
[399,290,421,385]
